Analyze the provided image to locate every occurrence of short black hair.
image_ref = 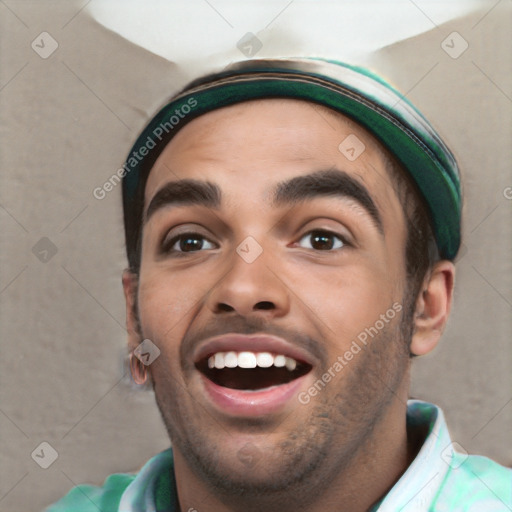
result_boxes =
[385,153,441,311]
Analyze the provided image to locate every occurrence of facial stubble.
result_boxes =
[141,305,410,510]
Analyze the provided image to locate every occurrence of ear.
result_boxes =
[410,260,455,356]
[122,269,141,352]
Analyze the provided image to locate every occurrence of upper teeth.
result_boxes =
[207,352,297,371]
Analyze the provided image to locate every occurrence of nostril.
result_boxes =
[214,301,274,314]
[216,303,235,312]
[255,301,274,310]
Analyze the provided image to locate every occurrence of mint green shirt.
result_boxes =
[46,401,511,511]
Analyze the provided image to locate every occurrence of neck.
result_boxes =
[172,394,417,512]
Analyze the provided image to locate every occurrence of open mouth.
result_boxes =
[195,351,313,391]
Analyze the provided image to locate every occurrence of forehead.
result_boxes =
[144,99,403,223]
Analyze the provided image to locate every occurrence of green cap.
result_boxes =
[122,58,461,268]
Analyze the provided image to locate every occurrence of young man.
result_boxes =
[47,59,511,511]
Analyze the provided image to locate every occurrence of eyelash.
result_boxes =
[295,229,348,251]
[161,229,349,255]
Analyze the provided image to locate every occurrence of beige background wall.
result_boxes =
[1,1,510,511]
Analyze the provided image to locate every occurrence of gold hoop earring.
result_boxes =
[129,351,147,385]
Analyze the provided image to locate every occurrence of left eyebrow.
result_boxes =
[271,169,384,235]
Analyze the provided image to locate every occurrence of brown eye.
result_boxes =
[297,230,346,251]
[163,232,216,254]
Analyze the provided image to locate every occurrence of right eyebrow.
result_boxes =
[144,179,221,224]
[271,168,384,235]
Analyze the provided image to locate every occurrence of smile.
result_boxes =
[197,350,311,390]
[193,334,315,416]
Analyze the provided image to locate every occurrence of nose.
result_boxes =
[205,243,290,318]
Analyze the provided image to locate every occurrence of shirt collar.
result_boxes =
[376,400,453,511]
[118,448,176,512]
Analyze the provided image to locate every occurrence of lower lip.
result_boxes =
[200,373,310,417]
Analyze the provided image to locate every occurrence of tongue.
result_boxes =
[206,367,306,391]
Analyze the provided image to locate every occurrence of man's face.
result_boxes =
[130,99,412,496]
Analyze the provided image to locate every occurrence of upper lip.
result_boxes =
[193,333,316,367]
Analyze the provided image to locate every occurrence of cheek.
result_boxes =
[136,266,213,353]
[294,261,400,344]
